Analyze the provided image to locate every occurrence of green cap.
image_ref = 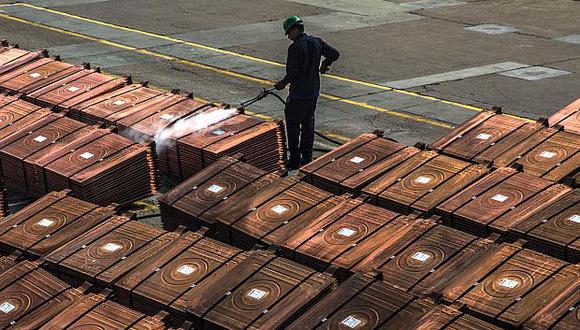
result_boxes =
[283,16,303,35]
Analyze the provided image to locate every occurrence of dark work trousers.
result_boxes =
[284,97,318,169]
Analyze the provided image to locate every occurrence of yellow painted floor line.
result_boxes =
[0,12,458,129]
[3,2,497,114]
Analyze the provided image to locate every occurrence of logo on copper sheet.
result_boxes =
[246,288,268,300]
[0,302,15,313]
[498,278,519,289]
[37,218,55,227]
[176,264,196,276]
[411,251,431,262]
[102,242,122,252]
[341,316,362,328]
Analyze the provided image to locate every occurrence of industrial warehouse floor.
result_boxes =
[0,0,578,148]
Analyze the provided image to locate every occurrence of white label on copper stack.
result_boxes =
[212,129,226,135]
[415,176,432,184]
[491,194,509,202]
[37,218,55,227]
[0,302,15,313]
[350,156,365,164]
[569,215,580,223]
[247,288,267,300]
[177,265,195,275]
[80,152,94,160]
[113,100,126,106]
[271,205,288,215]
[67,86,80,92]
[34,135,48,143]
[476,133,492,140]
[207,184,224,193]
[499,278,519,288]
[337,228,356,237]
[411,251,431,262]
[102,242,122,252]
[539,151,556,159]
[29,72,41,78]
[160,114,175,121]
[341,316,362,328]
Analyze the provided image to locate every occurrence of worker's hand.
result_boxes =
[320,65,330,74]
[274,81,286,91]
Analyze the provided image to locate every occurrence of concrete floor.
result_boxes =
[0,0,578,147]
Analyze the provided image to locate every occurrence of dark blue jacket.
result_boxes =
[280,33,340,99]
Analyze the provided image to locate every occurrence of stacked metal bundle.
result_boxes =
[45,214,180,289]
[548,98,580,134]
[0,260,87,328]
[438,167,572,235]
[183,249,335,329]
[0,94,53,142]
[363,150,489,214]
[175,113,286,178]
[159,155,280,230]
[0,190,117,258]
[269,197,421,271]
[0,40,46,75]
[510,189,579,262]
[300,132,419,194]
[24,64,129,110]
[0,57,87,94]
[40,293,167,329]
[433,243,579,329]
[0,177,7,219]
[0,102,158,205]
[211,174,347,249]
[115,229,246,317]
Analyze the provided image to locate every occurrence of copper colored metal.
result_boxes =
[548,98,580,135]
[411,305,503,330]
[511,189,579,262]
[429,110,544,164]
[0,260,85,329]
[0,190,117,258]
[301,133,419,194]
[437,167,572,235]
[26,68,128,110]
[39,294,166,329]
[289,273,436,329]
[115,230,245,317]
[494,128,579,181]
[0,46,45,75]
[0,58,84,94]
[159,155,275,229]
[438,246,579,328]
[0,177,7,220]
[0,98,52,150]
[363,151,489,214]
[185,250,334,329]
[70,84,165,124]
[45,215,179,289]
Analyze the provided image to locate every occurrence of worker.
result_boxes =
[274,15,340,173]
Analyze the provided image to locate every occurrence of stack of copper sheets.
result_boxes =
[438,167,572,236]
[430,108,579,182]
[0,100,158,205]
[0,58,88,95]
[45,214,179,289]
[363,150,489,214]
[548,98,580,135]
[0,190,117,259]
[0,177,7,219]
[184,250,335,329]
[159,156,279,230]
[115,229,246,318]
[210,175,344,249]
[40,293,167,329]
[0,41,46,76]
[175,114,286,178]
[510,189,579,262]
[25,65,129,110]
[301,132,419,194]
[434,243,579,329]
[0,260,87,329]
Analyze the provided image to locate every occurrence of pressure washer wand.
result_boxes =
[241,88,345,146]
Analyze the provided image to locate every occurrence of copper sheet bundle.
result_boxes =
[289,273,438,329]
[269,197,421,271]
[183,250,335,329]
[510,189,579,262]
[115,229,246,318]
[0,190,117,258]
[410,305,503,330]
[159,155,279,230]
[0,58,86,95]
[0,106,158,205]
[69,83,166,125]
[0,94,53,142]
[40,292,166,329]
[45,214,179,289]
[0,253,16,274]
[0,260,87,329]
[175,113,286,179]
[0,177,7,219]
[434,243,579,329]
[438,167,572,236]
[25,65,129,110]
[0,41,46,76]
[363,150,489,214]
[301,132,419,194]
[210,175,344,249]
[548,98,580,135]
